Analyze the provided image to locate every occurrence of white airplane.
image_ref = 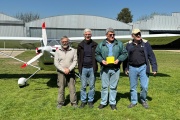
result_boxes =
[0,22,180,87]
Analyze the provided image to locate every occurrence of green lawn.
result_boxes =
[0,50,179,120]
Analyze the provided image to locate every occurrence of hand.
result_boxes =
[152,71,157,76]
[114,59,119,64]
[125,70,129,75]
[102,60,107,65]
[64,68,70,75]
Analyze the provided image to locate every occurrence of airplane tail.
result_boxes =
[21,22,47,68]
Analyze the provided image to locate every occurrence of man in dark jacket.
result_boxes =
[124,29,157,109]
[77,28,98,108]
[95,27,128,110]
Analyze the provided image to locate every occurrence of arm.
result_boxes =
[68,49,77,71]
[146,42,158,73]
[95,43,104,63]
[117,42,128,62]
[54,50,64,72]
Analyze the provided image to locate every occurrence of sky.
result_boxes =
[0,0,180,22]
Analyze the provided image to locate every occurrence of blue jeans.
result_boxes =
[100,67,120,105]
[80,67,95,103]
[129,64,149,104]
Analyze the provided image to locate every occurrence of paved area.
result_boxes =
[154,50,180,52]
[0,50,25,58]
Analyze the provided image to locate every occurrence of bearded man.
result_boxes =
[54,36,78,109]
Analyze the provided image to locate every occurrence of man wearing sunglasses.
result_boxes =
[95,27,128,110]
[123,29,157,109]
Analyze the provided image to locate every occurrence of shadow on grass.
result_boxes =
[96,72,171,77]
[0,72,170,80]
[63,90,101,106]
[116,92,152,104]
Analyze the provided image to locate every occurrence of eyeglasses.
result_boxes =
[61,41,68,43]
[84,34,91,36]
[109,34,115,37]
[134,32,141,37]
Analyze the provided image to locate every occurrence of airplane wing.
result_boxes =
[69,34,180,41]
[0,37,42,41]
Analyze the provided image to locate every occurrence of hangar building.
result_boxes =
[0,12,180,38]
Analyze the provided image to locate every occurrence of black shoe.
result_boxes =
[79,102,86,108]
[142,101,149,109]
[98,104,105,109]
[110,105,117,110]
[88,102,94,108]
[127,103,137,108]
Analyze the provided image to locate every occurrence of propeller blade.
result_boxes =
[42,22,47,47]
[21,53,43,68]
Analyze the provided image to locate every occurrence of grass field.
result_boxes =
[0,50,180,120]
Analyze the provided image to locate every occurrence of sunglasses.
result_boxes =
[134,32,141,37]
[84,34,91,36]
[109,34,115,37]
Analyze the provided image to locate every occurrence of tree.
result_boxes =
[14,12,40,22]
[117,8,133,23]
[137,12,170,21]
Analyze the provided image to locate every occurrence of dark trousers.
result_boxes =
[57,72,77,105]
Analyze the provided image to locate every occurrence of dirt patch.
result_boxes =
[0,51,25,58]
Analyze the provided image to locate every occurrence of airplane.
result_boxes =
[0,22,180,87]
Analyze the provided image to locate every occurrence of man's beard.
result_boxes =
[61,43,69,49]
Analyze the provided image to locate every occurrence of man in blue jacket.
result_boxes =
[95,27,128,110]
[124,29,157,109]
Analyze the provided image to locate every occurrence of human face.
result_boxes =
[106,32,115,42]
[61,38,69,48]
[132,32,141,40]
[84,31,92,41]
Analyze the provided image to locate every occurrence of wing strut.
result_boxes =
[0,51,41,87]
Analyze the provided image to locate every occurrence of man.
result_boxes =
[95,27,128,110]
[124,29,157,109]
[54,36,77,109]
[77,28,98,108]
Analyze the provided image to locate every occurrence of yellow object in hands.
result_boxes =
[106,56,115,64]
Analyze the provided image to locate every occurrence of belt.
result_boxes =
[129,63,145,67]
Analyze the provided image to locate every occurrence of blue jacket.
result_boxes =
[123,39,157,74]
[95,39,128,69]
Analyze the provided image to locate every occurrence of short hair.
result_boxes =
[83,28,92,34]
[60,36,69,41]
[106,27,115,34]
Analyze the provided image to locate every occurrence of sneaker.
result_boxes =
[142,101,149,109]
[88,102,94,108]
[57,104,63,109]
[98,104,105,109]
[127,103,137,108]
[79,102,86,108]
[110,105,117,110]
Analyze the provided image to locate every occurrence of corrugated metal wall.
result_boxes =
[133,12,180,33]
[0,13,25,37]
[25,15,131,38]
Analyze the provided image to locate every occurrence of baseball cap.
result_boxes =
[132,29,141,34]
[106,27,115,34]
